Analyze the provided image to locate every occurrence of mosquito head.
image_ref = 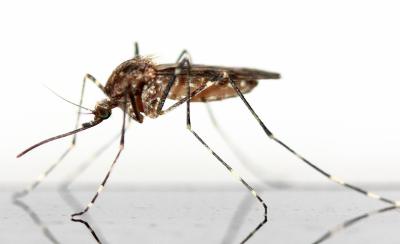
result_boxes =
[93,99,115,121]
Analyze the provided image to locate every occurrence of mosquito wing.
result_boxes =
[155,64,281,81]
[155,64,280,102]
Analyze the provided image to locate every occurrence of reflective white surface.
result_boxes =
[2,186,399,244]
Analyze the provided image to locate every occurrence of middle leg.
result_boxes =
[185,74,268,244]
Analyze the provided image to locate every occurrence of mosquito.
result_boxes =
[16,43,399,243]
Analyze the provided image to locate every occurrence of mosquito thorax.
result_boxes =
[104,57,157,99]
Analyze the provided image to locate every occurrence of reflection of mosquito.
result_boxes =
[312,205,399,244]
[12,198,60,244]
[13,135,119,244]
[16,43,399,243]
[13,130,122,243]
[222,192,399,244]
[57,128,124,244]
[13,179,106,244]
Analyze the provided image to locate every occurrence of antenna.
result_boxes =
[43,84,94,112]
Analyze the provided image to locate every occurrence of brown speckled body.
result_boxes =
[104,56,280,121]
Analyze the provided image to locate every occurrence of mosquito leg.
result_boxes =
[159,74,222,116]
[59,119,132,191]
[205,101,291,243]
[156,50,192,114]
[175,49,192,64]
[185,74,267,244]
[159,79,215,116]
[58,133,120,192]
[13,74,105,199]
[156,49,220,116]
[226,72,399,206]
[71,95,128,219]
[83,73,106,94]
[134,42,140,58]
[58,122,131,244]
[128,91,143,123]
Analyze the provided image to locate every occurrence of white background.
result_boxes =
[1,0,399,188]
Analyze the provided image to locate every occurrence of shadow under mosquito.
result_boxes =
[204,103,292,190]
[220,193,260,244]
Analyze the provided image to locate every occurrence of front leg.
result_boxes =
[71,94,128,221]
[13,73,105,199]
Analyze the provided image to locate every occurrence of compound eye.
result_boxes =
[100,110,111,119]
